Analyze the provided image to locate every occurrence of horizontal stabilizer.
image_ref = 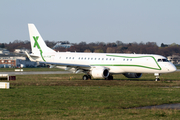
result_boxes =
[25,51,38,62]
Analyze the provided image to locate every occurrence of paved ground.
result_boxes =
[0,71,71,75]
[137,103,180,109]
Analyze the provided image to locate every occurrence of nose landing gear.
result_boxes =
[154,73,160,81]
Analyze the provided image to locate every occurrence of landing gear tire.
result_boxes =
[87,75,91,80]
[82,75,91,80]
[155,78,160,81]
[82,75,88,80]
[105,75,113,80]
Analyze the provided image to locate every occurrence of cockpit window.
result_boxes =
[157,59,169,62]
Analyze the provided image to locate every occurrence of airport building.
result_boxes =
[0,47,39,68]
[0,56,37,68]
[0,48,10,55]
[14,49,30,54]
[167,55,180,65]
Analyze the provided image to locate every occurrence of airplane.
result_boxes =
[26,24,177,81]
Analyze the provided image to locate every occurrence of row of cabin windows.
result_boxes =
[123,59,132,61]
[64,57,116,61]
[65,57,75,59]
[63,57,133,61]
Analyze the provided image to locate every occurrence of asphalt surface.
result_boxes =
[0,71,71,75]
[137,103,180,109]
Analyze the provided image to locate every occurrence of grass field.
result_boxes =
[0,69,180,119]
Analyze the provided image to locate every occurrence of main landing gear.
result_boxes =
[82,75,114,80]
[82,75,91,80]
[154,73,160,81]
[105,75,113,80]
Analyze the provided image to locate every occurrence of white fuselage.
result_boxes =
[34,52,176,74]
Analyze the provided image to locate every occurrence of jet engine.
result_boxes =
[123,73,142,78]
[90,67,109,78]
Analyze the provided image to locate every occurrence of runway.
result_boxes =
[0,71,71,75]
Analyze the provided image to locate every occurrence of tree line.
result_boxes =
[1,40,180,57]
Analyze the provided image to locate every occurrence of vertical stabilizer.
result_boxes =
[28,24,55,56]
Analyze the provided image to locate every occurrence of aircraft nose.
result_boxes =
[164,63,177,72]
[169,64,177,72]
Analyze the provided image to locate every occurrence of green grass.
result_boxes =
[1,86,180,119]
[0,70,180,119]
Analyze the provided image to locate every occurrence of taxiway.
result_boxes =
[0,71,71,75]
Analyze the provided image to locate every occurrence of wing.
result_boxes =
[42,61,91,73]
[42,61,90,68]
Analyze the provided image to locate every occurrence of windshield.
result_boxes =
[157,59,169,62]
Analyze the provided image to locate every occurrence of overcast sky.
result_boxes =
[1,0,180,46]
